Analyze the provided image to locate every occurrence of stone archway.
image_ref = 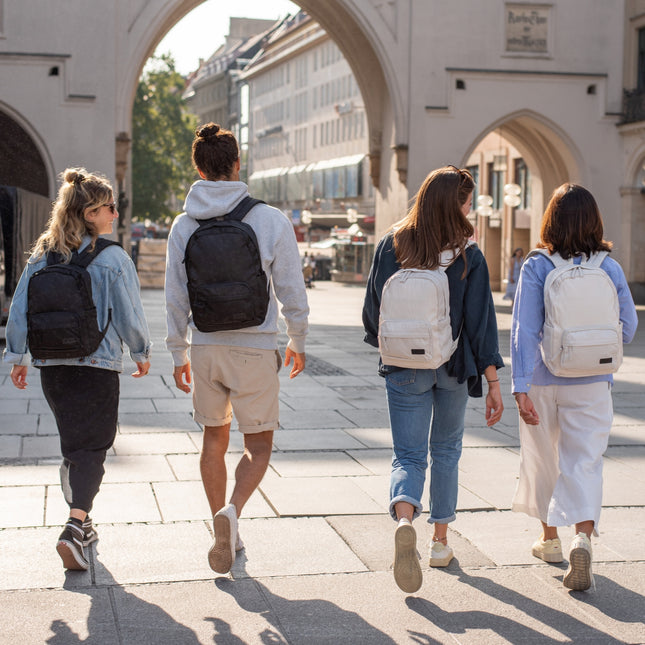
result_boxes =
[114,0,409,246]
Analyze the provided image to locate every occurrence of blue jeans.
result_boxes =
[385,364,469,524]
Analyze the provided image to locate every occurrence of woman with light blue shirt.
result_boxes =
[511,183,637,591]
[3,168,151,571]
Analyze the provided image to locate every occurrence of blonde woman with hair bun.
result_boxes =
[3,167,152,571]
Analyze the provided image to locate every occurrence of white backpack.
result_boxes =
[531,249,623,377]
[378,249,461,369]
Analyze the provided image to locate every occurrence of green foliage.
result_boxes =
[132,53,198,223]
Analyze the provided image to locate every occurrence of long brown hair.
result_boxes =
[191,122,239,180]
[393,165,474,275]
[31,168,112,262]
[538,183,612,259]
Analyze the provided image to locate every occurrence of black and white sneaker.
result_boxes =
[56,521,89,570]
[82,516,98,547]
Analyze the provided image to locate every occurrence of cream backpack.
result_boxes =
[377,248,464,369]
[531,249,623,376]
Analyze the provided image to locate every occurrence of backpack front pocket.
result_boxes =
[560,326,622,375]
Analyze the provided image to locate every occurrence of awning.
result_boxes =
[248,167,288,180]
[310,154,365,171]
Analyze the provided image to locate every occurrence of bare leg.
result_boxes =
[69,509,87,522]
[541,521,559,540]
[575,520,594,538]
[394,501,415,523]
[433,522,448,544]
[229,430,274,515]
[201,424,230,515]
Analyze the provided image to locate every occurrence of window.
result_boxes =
[638,27,645,90]
[514,158,531,209]
[466,165,479,207]
[488,162,504,210]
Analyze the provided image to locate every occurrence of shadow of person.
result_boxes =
[46,545,201,644]
[572,572,645,623]
[404,562,626,644]
[212,577,398,644]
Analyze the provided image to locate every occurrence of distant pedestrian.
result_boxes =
[165,123,309,575]
[511,183,637,591]
[503,247,524,303]
[363,165,504,593]
[3,168,151,570]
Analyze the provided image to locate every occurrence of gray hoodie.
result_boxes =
[165,180,309,367]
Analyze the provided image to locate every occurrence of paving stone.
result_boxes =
[153,480,274,521]
[0,435,21,459]
[118,412,201,433]
[338,407,391,428]
[268,451,371,478]
[278,408,358,429]
[272,428,365,451]
[118,398,156,413]
[21,435,62,459]
[0,586,115,642]
[101,455,176,483]
[152,397,194,413]
[0,462,60,486]
[112,432,199,455]
[258,474,384,516]
[0,413,37,435]
[0,485,45,528]
[346,448,392,474]
[232,517,368,578]
[36,414,58,435]
[0,400,28,414]
[93,522,214,585]
[343,427,392,448]
[116,375,174,398]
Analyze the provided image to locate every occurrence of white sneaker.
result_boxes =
[429,539,453,567]
[209,503,238,574]
[393,520,422,593]
[235,532,244,552]
[563,532,593,591]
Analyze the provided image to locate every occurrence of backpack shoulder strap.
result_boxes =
[74,239,122,268]
[224,196,265,223]
[525,248,569,268]
[198,196,266,227]
[584,251,609,268]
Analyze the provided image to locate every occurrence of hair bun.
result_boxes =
[64,168,86,185]
[197,123,220,139]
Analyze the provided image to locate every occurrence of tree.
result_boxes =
[132,54,197,223]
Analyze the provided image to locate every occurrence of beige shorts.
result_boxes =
[191,345,282,433]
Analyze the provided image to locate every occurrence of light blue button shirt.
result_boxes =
[511,252,638,393]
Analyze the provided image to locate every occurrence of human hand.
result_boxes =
[132,360,150,378]
[10,365,28,390]
[514,392,540,425]
[485,381,504,426]
[284,347,305,378]
[173,363,192,393]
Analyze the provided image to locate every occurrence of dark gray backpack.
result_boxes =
[183,196,269,332]
[27,238,119,359]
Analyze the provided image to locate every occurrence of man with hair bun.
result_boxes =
[165,123,309,575]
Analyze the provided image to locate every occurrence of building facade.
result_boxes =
[1,1,645,295]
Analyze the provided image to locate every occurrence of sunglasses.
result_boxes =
[106,202,117,213]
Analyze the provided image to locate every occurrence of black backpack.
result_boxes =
[184,196,269,333]
[27,238,120,359]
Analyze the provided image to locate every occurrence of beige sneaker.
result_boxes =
[393,520,422,593]
[531,537,563,563]
[563,533,593,591]
[208,503,238,574]
[429,540,453,567]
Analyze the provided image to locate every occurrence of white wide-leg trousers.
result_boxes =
[512,382,613,531]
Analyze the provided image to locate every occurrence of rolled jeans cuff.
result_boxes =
[428,512,456,525]
[389,494,423,521]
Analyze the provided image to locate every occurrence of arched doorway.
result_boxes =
[114,0,405,251]
[0,107,51,197]
[463,112,581,290]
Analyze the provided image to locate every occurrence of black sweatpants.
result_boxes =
[40,365,120,513]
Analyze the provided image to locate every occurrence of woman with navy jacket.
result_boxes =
[511,183,637,591]
[363,166,504,593]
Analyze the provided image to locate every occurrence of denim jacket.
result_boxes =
[362,233,504,397]
[3,236,151,372]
